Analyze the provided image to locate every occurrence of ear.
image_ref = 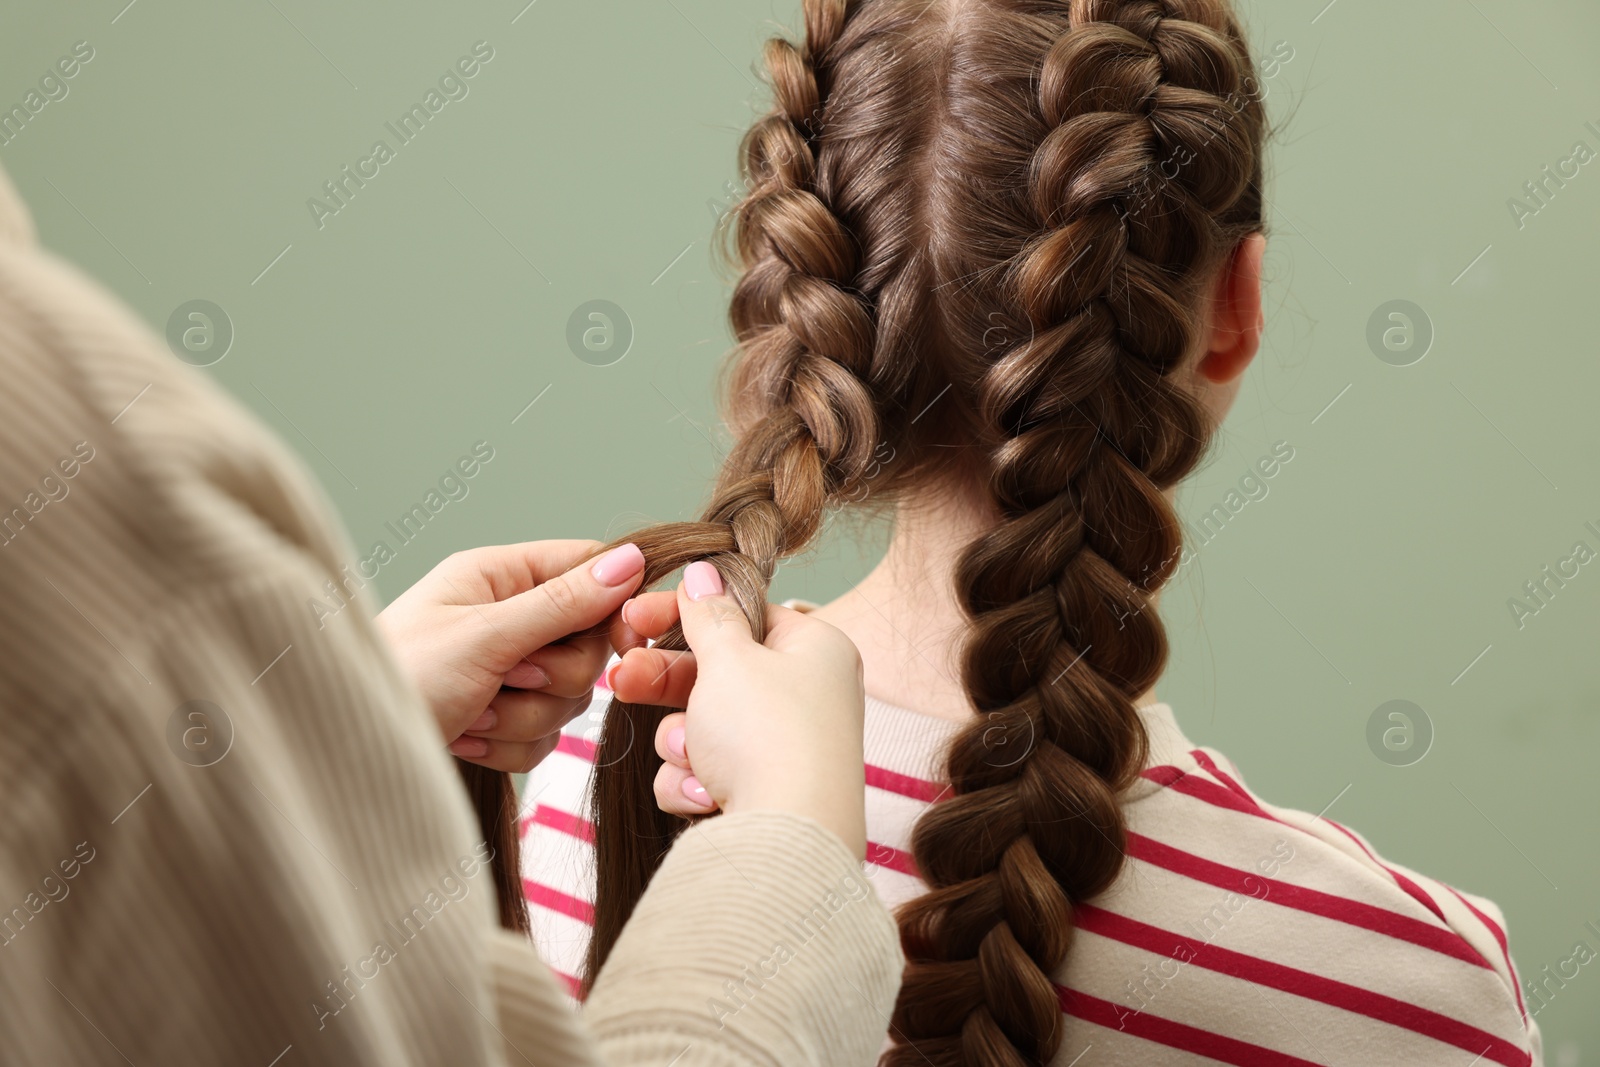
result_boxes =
[1196,233,1266,385]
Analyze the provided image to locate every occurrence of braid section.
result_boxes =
[885,2,1265,1064]
[585,0,887,985]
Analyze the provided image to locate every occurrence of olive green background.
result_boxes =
[4,0,1598,1056]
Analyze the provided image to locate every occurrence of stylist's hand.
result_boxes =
[608,561,868,858]
[376,540,646,773]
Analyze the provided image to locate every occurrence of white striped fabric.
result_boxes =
[524,681,1543,1066]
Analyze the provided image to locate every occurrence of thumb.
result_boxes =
[485,542,646,657]
[676,561,758,663]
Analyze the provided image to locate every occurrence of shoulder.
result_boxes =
[1078,712,1540,1064]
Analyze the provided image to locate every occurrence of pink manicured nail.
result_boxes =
[665,726,686,761]
[591,543,645,587]
[600,663,621,691]
[682,775,709,803]
[449,737,489,758]
[503,660,550,689]
[684,560,723,601]
[468,708,496,732]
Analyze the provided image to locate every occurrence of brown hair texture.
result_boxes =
[459,761,528,932]
[585,1,1268,1063]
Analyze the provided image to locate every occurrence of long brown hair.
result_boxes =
[586,2,1267,1063]
[460,762,528,932]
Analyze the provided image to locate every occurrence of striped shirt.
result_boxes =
[524,680,1542,1066]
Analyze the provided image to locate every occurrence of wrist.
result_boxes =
[726,778,867,860]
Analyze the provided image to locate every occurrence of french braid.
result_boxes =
[584,8,1268,1066]
[889,3,1264,1063]
[585,0,891,985]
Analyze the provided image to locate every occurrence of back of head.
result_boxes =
[588,2,1268,1063]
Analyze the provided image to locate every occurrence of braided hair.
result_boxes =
[585,5,1269,1064]
[584,0,892,981]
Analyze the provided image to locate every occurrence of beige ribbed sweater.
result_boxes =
[0,163,901,1066]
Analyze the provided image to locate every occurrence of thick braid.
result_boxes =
[585,0,885,984]
[885,2,1262,1065]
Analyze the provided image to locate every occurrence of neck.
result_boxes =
[811,478,1164,723]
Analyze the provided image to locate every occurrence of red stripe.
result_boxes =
[526,804,920,882]
[556,734,598,762]
[1188,750,1256,805]
[1327,820,1448,925]
[865,763,946,803]
[1163,752,1452,929]
[1143,764,1185,785]
[866,840,921,878]
[1447,887,1507,948]
[1445,886,1529,1023]
[553,968,584,1000]
[1058,987,1324,1066]
[1126,833,1490,970]
[524,801,920,881]
[548,734,945,804]
[1143,764,1261,818]
[1076,904,1530,1067]
[523,879,594,926]
[521,803,595,844]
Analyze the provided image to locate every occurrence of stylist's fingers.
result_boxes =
[609,647,698,708]
[618,591,681,642]
[484,542,646,659]
[676,561,756,663]
[608,590,677,655]
[652,712,716,816]
[457,688,592,745]
[608,608,644,657]
[439,540,604,598]
[504,635,610,698]
[654,711,691,769]
[653,762,716,816]
[450,730,561,775]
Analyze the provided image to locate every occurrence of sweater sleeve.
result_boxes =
[582,812,904,1067]
[488,812,906,1067]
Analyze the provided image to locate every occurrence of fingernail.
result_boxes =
[684,560,723,601]
[468,708,496,732]
[600,662,621,691]
[666,726,686,761]
[682,775,708,803]
[505,661,550,689]
[592,543,646,587]
[449,737,489,758]
[620,598,638,629]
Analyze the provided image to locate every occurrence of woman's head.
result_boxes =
[721,0,1269,504]
[590,1,1269,1062]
